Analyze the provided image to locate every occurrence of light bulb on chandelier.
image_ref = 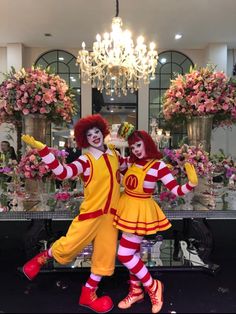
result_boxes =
[76,0,158,96]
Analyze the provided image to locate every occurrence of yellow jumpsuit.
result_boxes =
[114,160,172,236]
[51,150,120,276]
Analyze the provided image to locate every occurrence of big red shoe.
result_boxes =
[23,250,51,280]
[79,285,114,313]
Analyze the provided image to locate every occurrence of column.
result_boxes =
[81,81,92,117]
[138,81,149,131]
[0,47,7,83]
[205,44,234,156]
[7,43,24,71]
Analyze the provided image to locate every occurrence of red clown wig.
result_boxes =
[128,130,163,163]
[74,114,110,149]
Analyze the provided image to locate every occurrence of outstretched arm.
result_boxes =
[21,134,85,180]
[157,160,198,196]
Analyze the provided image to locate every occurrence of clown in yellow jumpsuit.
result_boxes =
[21,114,127,314]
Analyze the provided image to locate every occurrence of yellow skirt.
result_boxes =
[113,193,172,236]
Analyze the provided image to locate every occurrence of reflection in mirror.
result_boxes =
[92,89,138,129]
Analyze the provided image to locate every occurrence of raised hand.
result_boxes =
[21,134,46,150]
[184,162,198,186]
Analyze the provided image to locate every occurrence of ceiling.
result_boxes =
[1,0,236,50]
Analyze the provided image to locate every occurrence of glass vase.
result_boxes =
[186,115,213,153]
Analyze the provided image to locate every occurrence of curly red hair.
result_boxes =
[128,130,163,162]
[74,114,110,148]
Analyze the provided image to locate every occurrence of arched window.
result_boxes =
[35,50,81,148]
[149,50,194,147]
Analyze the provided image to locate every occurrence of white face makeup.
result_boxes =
[86,127,104,149]
[130,140,146,159]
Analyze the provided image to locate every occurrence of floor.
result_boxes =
[0,220,236,313]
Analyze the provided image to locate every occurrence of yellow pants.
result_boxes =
[51,213,118,276]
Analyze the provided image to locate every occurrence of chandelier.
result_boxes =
[76,0,158,96]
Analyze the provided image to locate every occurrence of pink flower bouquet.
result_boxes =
[163,144,213,177]
[0,67,77,125]
[17,148,51,180]
[17,147,68,180]
[163,64,236,128]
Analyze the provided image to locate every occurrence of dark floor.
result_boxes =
[0,220,236,313]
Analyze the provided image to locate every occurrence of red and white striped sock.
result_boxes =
[118,233,153,287]
[85,273,102,289]
[129,273,141,286]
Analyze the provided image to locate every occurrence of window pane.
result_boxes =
[150,104,162,117]
[36,58,48,68]
[150,90,160,103]
[60,73,70,86]
[172,52,187,65]
[159,51,171,63]
[58,62,69,73]
[160,74,171,88]
[43,51,57,64]
[58,51,74,64]
[68,59,80,73]
[149,50,193,147]
[160,63,172,74]
[172,63,183,75]
[48,61,58,73]
[182,59,193,73]
[149,75,160,88]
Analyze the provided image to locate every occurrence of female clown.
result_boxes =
[113,123,198,314]
[21,114,127,314]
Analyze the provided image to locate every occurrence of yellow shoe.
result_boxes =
[146,279,164,313]
[118,284,144,309]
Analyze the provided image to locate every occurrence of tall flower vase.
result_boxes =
[23,114,49,144]
[186,115,214,209]
[186,115,213,153]
[22,114,49,211]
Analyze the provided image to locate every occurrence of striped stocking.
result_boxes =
[85,273,102,289]
[118,232,154,287]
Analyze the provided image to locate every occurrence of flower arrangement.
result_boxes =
[159,191,176,203]
[210,149,236,186]
[17,148,51,180]
[163,144,213,177]
[0,66,77,125]
[54,191,71,202]
[163,64,236,127]
[17,147,68,181]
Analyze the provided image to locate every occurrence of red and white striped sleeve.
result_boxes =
[118,155,129,174]
[156,160,195,196]
[39,146,90,181]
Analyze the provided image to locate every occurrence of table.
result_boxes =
[1,201,236,275]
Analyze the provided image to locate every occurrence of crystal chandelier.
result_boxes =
[76,0,158,96]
